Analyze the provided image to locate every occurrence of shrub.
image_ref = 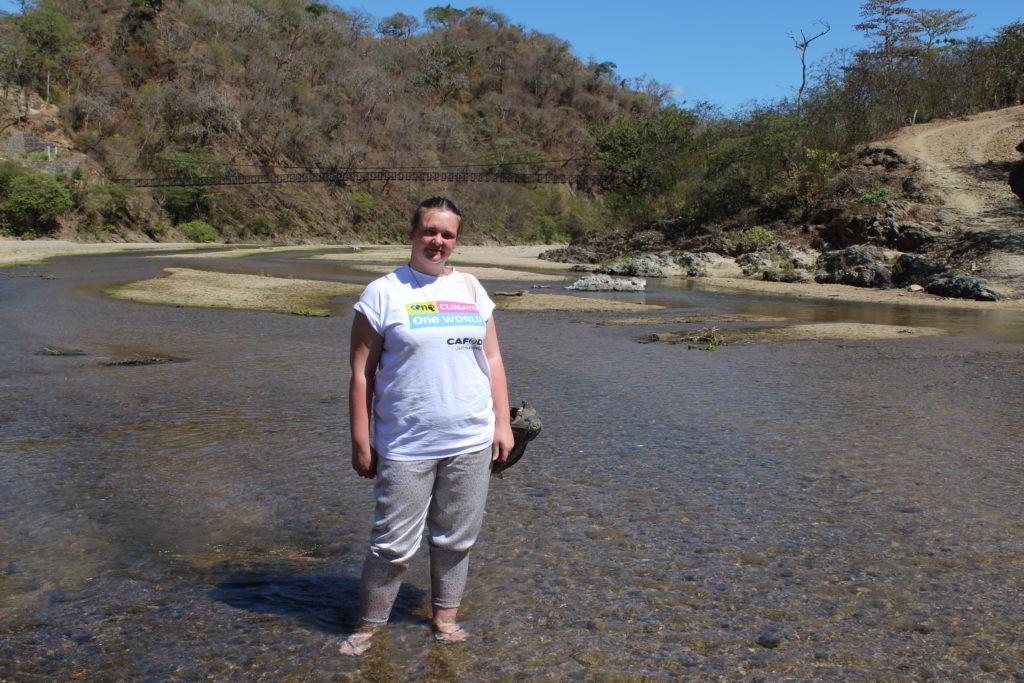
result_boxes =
[0,173,73,237]
[178,220,219,242]
[856,183,894,205]
[734,225,774,251]
[0,160,27,196]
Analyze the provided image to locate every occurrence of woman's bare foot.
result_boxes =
[433,620,470,644]
[339,627,377,657]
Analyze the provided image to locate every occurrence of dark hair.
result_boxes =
[409,196,464,238]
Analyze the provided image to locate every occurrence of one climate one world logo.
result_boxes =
[406,300,484,329]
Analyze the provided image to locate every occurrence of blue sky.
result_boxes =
[2,1,1022,112]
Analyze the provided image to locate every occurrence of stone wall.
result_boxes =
[3,131,47,153]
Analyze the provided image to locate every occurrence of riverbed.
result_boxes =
[2,248,1022,680]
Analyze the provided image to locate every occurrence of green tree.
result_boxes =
[905,8,974,50]
[3,1,78,112]
[424,4,466,29]
[592,108,695,193]
[1,173,73,236]
[154,151,224,223]
[987,22,1024,106]
[590,107,696,221]
[855,0,913,62]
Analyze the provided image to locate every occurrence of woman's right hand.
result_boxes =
[352,447,377,479]
[349,312,383,480]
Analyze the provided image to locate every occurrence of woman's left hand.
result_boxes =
[483,316,514,463]
[492,423,514,463]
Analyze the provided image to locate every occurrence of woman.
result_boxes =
[341,196,514,657]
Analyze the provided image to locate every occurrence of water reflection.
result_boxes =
[1,250,1022,679]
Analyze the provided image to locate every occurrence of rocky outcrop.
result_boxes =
[924,275,1006,301]
[538,246,600,264]
[815,248,1007,300]
[811,208,940,252]
[592,252,675,277]
[675,252,743,277]
[857,146,910,170]
[815,246,895,289]
[737,243,817,283]
[565,274,646,291]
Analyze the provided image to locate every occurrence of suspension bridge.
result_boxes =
[113,167,617,189]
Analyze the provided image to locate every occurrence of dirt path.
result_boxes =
[884,105,1024,296]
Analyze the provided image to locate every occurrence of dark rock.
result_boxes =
[756,632,784,649]
[924,276,1006,301]
[818,245,889,269]
[894,224,938,252]
[626,229,667,252]
[100,354,186,366]
[813,208,938,252]
[818,263,893,288]
[539,246,600,264]
[892,254,946,286]
[857,146,909,169]
[815,246,893,289]
[901,175,928,201]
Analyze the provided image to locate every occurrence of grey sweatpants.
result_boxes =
[358,446,492,626]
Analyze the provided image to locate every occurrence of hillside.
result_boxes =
[1,0,652,244]
[884,105,1024,297]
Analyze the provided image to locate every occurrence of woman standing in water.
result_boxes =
[340,196,514,657]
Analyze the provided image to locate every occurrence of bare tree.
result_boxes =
[789,19,830,116]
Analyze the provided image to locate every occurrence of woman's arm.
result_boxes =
[349,312,384,478]
[483,316,515,462]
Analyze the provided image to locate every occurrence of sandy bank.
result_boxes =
[0,238,196,266]
[143,245,337,259]
[693,275,1024,312]
[643,322,947,346]
[493,291,663,313]
[107,267,362,315]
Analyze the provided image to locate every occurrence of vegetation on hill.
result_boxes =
[0,0,1022,251]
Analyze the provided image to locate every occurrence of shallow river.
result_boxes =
[1,250,1022,680]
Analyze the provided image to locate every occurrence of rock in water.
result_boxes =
[566,275,646,291]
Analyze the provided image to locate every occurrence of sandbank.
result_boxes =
[493,291,663,313]
[695,275,1024,311]
[143,245,336,259]
[106,267,362,315]
[645,322,947,345]
[0,238,196,266]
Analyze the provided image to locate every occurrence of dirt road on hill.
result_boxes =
[884,104,1024,297]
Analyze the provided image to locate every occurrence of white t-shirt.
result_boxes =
[354,265,496,460]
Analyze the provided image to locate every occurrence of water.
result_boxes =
[1,251,1022,680]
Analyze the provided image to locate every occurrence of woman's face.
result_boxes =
[409,209,459,273]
